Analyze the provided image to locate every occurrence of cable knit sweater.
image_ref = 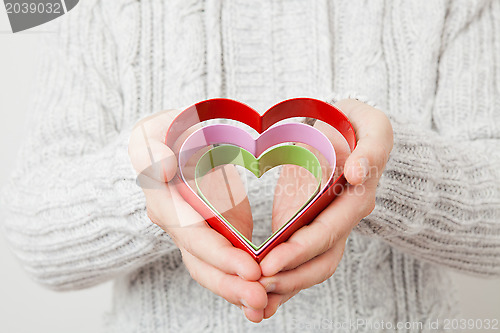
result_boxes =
[1,0,500,332]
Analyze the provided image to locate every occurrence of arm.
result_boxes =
[0,3,176,290]
[357,114,500,276]
[1,4,269,321]
[258,2,500,317]
[356,1,500,276]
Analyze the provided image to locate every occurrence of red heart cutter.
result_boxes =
[166,98,356,262]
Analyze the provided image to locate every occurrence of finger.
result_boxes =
[139,172,207,229]
[170,222,262,280]
[335,99,393,185]
[167,189,260,281]
[259,239,346,295]
[263,292,298,319]
[129,138,177,182]
[196,165,253,240]
[261,185,372,276]
[129,110,181,182]
[171,122,204,153]
[313,120,352,178]
[242,306,265,323]
[263,293,282,319]
[129,108,201,182]
[142,177,261,280]
[181,250,267,321]
[136,146,259,280]
[272,164,319,233]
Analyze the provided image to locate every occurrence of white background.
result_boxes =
[0,7,499,333]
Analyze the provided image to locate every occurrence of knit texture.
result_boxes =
[1,0,500,332]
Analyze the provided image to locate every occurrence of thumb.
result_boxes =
[129,109,180,183]
[129,134,178,183]
[334,99,393,185]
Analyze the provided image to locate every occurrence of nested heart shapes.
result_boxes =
[179,123,334,254]
[166,98,356,262]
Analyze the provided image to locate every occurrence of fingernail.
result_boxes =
[358,157,369,183]
[240,299,255,310]
[265,283,276,293]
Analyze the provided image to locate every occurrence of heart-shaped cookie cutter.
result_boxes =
[179,123,335,254]
[166,98,356,262]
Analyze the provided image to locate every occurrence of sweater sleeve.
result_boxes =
[0,2,176,290]
[354,2,500,277]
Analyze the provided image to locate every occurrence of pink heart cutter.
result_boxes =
[178,122,336,255]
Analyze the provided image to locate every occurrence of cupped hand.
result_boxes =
[259,99,394,319]
[128,109,268,322]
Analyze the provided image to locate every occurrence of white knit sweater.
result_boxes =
[1,0,500,332]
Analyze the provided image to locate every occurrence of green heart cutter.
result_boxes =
[195,144,323,251]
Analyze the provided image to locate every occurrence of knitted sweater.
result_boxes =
[1,0,500,332]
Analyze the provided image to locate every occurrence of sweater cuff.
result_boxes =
[109,123,176,249]
[324,91,378,108]
[321,92,420,237]
[354,113,440,237]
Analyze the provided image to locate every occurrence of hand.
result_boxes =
[259,99,394,319]
[128,109,268,322]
